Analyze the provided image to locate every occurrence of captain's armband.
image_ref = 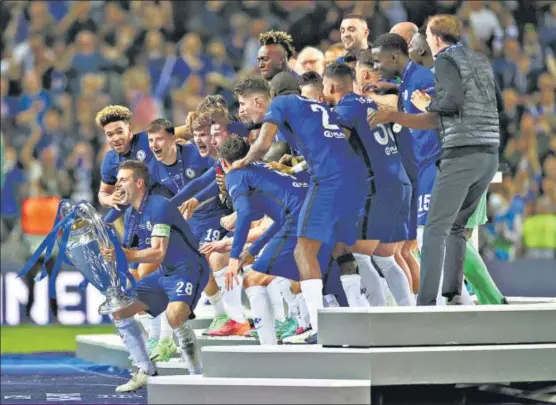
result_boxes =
[152,224,171,238]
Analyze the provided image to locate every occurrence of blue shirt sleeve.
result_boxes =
[100,152,117,185]
[194,180,220,203]
[226,170,260,259]
[333,104,355,129]
[263,96,287,127]
[104,208,125,223]
[122,208,133,246]
[228,121,250,138]
[150,197,172,228]
[170,166,216,206]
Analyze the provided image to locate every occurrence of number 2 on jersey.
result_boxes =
[310,104,340,130]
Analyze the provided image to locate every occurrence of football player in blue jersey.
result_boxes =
[100,160,209,392]
[323,62,415,306]
[369,33,442,294]
[218,136,336,344]
[408,28,435,72]
[229,75,369,337]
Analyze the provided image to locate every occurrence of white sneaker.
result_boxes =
[115,369,154,392]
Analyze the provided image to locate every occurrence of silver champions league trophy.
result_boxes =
[58,200,137,315]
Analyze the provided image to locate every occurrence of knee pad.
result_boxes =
[336,253,359,276]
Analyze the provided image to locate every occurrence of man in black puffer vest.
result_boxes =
[368,14,500,305]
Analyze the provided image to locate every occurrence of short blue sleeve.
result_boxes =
[100,152,118,185]
[228,121,250,138]
[263,96,287,127]
[150,197,172,227]
[122,208,133,246]
[333,104,355,129]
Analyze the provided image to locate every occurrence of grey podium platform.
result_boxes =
[76,331,258,369]
[201,344,556,386]
[147,375,371,404]
[318,304,556,347]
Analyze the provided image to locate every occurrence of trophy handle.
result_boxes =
[74,201,123,291]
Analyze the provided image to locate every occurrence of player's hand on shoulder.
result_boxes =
[367,102,395,129]
[266,161,294,175]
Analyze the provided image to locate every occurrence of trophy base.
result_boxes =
[98,291,137,315]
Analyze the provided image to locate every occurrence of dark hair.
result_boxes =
[259,30,295,60]
[372,33,409,56]
[270,71,301,95]
[298,71,323,89]
[234,77,271,98]
[323,62,355,81]
[342,13,367,23]
[337,49,359,64]
[146,118,175,135]
[119,160,150,187]
[218,136,250,164]
[356,49,374,67]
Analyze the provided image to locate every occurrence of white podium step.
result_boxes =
[318,304,556,347]
[76,332,258,369]
[147,375,371,404]
[201,344,556,386]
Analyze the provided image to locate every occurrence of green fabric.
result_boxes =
[522,215,556,249]
[463,240,505,304]
[466,192,488,228]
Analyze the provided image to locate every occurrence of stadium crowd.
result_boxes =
[1,0,554,261]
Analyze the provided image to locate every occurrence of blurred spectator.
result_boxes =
[1,145,26,244]
[521,196,556,259]
[295,46,325,75]
[483,188,523,262]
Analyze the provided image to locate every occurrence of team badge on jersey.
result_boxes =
[136,150,146,161]
[185,168,196,179]
[146,221,153,231]
[392,123,402,133]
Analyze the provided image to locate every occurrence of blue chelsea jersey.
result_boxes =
[398,61,441,178]
[100,132,153,185]
[334,93,410,191]
[123,194,203,275]
[263,94,364,181]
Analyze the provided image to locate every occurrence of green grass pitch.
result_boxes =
[1,324,116,354]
